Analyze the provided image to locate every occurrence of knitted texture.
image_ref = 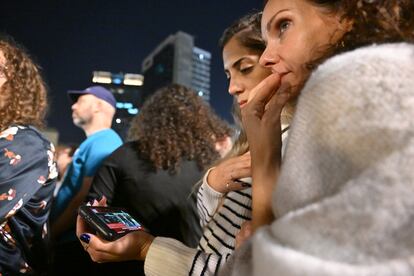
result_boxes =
[223,43,414,276]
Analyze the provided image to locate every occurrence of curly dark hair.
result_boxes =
[263,0,414,68]
[127,84,233,174]
[0,34,48,131]
[309,0,414,50]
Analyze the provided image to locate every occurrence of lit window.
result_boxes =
[128,108,139,115]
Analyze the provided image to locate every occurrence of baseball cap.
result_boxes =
[67,86,116,108]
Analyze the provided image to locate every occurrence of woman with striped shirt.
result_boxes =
[192,12,291,274]
[76,12,291,275]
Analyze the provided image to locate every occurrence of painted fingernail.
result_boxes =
[80,233,90,244]
[241,182,251,187]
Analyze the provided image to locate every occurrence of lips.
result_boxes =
[239,100,248,108]
[271,67,290,76]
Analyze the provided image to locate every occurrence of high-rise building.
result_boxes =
[92,71,143,139]
[141,31,211,102]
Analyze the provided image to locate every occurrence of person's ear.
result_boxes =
[340,17,354,33]
[91,99,101,113]
[215,136,233,157]
[331,16,354,45]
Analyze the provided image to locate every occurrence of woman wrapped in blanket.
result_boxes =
[221,0,414,275]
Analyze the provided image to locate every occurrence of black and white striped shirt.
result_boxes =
[191,179,252,275]
[143,180,252,276]
[144,130,290,276]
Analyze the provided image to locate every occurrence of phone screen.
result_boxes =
[90,207,144,234]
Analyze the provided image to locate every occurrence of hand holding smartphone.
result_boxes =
[79,205,146,241]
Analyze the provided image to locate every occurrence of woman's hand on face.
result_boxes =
[242,74,291,170]
[241,74,292,231]
[207,152,251,193]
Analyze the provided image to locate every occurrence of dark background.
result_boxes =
[1,0,263,143]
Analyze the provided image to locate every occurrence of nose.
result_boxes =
[71,103,77,111]
[228,77,243,96]
[259,44,280,69]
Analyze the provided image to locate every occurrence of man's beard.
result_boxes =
[73,116,88,127]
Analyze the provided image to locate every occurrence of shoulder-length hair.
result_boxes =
[218,12,266,160]
[128,84,233,174]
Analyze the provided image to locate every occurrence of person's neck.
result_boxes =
[82,121,112,137]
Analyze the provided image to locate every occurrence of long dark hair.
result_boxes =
[297,0,414,67]
[219,12,265,54]
[218,12,266,159]
[304,0,414,46]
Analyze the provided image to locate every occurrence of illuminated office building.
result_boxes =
[92,71,143,139]
[141,31,211,102]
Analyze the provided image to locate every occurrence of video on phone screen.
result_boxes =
[92,208,143,234]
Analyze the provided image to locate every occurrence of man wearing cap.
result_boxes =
[50,86,122,273]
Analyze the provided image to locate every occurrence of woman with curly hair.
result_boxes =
[219,0,414,275]
[0,35,57,274]
[83,83,233,275]
[76,12,270,276]
[127,84,232,174]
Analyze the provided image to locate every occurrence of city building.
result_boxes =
[92,71,143,139]
[141,31,211,102]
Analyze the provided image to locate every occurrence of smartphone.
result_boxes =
[79,205,145,241]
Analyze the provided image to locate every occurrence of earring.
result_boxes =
[336,40,346,49]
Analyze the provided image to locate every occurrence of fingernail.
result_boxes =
[241,182,251,187]
[87,199,94,206]
[80,233,90,243]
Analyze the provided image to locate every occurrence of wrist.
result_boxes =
[139,234,155,261]
[252,164,279,183]
[251,144,280,169]
[206,167,225,193]
[251,185,275,232]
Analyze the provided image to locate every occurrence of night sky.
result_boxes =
[1,0,263,144]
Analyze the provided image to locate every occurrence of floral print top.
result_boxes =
[0,125,57,275]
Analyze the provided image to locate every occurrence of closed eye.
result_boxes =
[240,66,253,74]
